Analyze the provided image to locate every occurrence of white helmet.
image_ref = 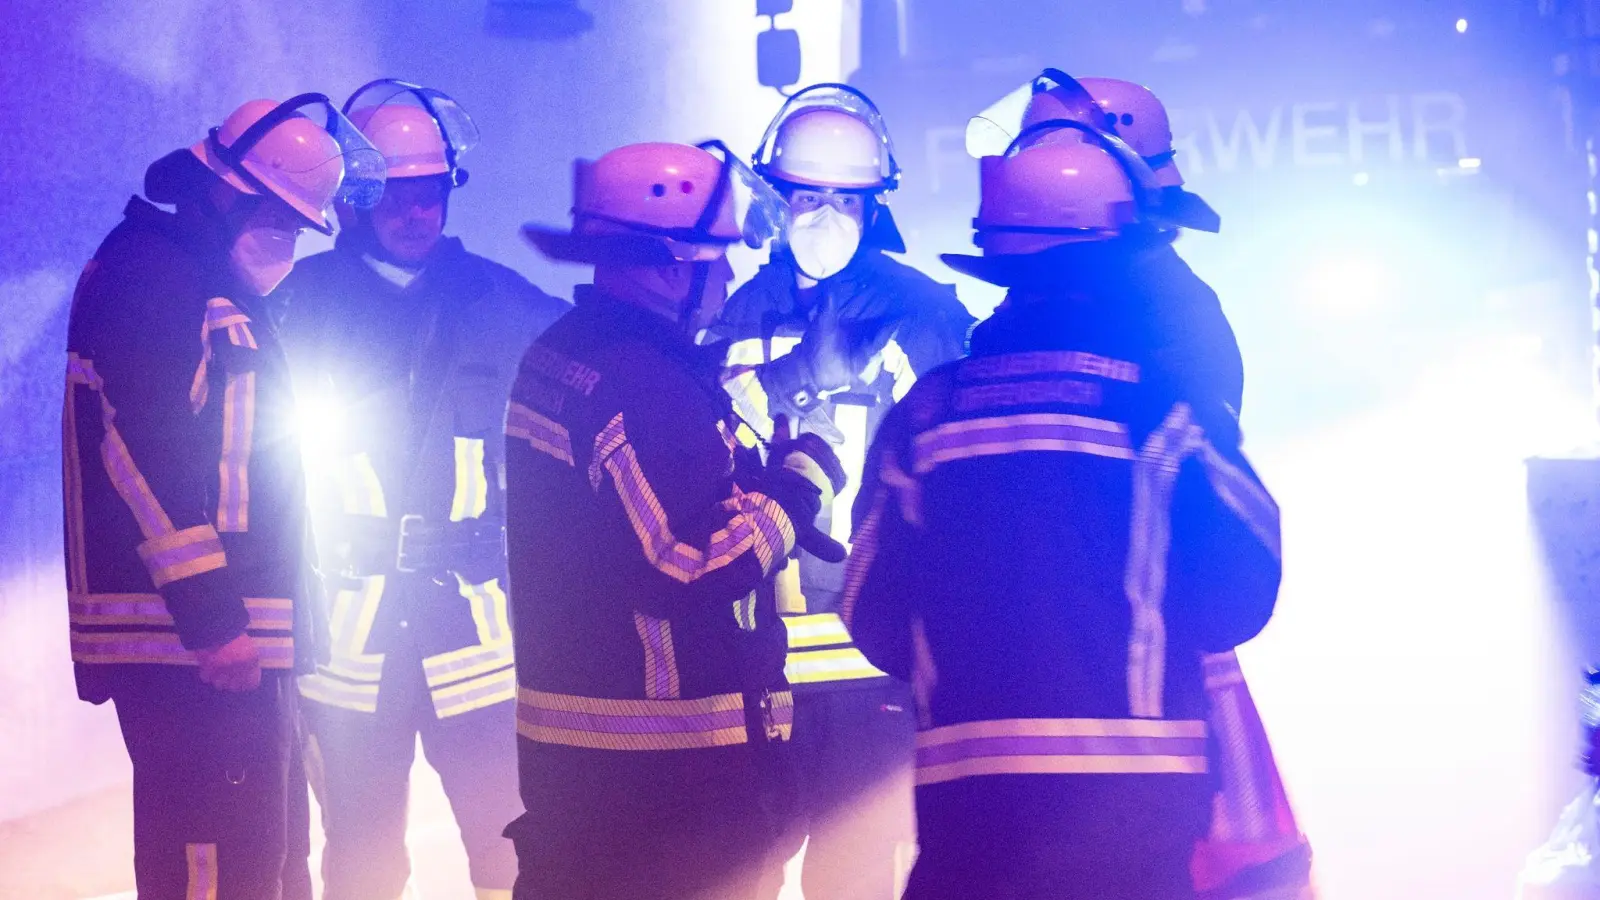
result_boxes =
[941,123,1158,286]
[523,140,788,265]
[344,79,479,186]
[190,94,386,234]
[754,83,900,193]
[1075,77,1182,188]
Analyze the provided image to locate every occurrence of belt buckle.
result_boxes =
[396,514,426,574]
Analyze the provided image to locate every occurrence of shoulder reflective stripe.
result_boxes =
[596,414,795,583]
[915,718,1209,786]
[339,453,387,517]
[432,666,517,718]
[72,632,294,668]
[1196,441,1282,562]
[450,436,489,522]
[299,671,381,712]
[136,525,227,588]
[785,647,887,684]
[185,842,219,900]
[913,413,1134,474]
[589,412,628,490]
[516,688,793,751]
[783,613,852,649]
[634,612,682,699]
[1125,403,1205,719]
[507,402,575,466]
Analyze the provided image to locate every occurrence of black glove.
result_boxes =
[765,416,849,563]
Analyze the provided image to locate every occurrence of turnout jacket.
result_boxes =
[279,232,568,718]
[845,283,1281,791]
[63,197,311,702]
[504,287,797,764]
[710,250,974,691]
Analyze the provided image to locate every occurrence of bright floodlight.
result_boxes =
[1456,18,1468,33]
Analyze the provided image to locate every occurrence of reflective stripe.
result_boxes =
[459,576,510,646]
[189,298,255,412]
[785,647,888,684]
[839,485,889,630]
[1197,442,1282,562]
[324,575,386,684]
[1125,404,1205,719]
[958,350,1141,384]
[423,641,514,690]
[217,371,255,532]
[298,671,381,712]
[185,843,218,900]
[1204,653,1294,845]
[72,632,294,668]
[508,402,575,466]
[733,592,758,632]
[69,594,291,631]
[68,355,182,545]
[915,718,1209,786]
[63,355,89,593]
[634,613,681,699]
[516,688,794,751]
[913,413,1133,474]
[450,436,489,522]
[594,413,795,583]
[783,612,851,649]
[136,525,227,588]
[339,453,387,517]
[432,666,517,718]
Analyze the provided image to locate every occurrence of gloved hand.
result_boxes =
[765,416,849,563]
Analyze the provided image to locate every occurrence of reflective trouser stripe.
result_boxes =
[915,718,1210,786]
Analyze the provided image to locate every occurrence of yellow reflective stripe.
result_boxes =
[912,412,1134,475]
[1203,650,1247,691]
[915,718,1209,786]
[298,671,380,713]
[432,666,517,718]
[459,576,510,646]
[634,612,682,699]
[136,525,227,588]
[326,575,386,679]
[450,436,489,522]
[63,360,89,593]
[423,642,514,689]
[516,688,792,752]
[782,613,851,649]
[839,485,889,630]
[339,453,387,517]
[785,647,888,684]
[1196,440,1281,562]
[69,593,290,629]
[507,402,575,466]
[216,371,255,532]
[186,842,218,900]
[72,632,294,668]
[69,353,180,544]
[596,413,795,583]
[733,592,758,632]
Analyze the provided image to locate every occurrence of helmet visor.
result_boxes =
[694,139,791,250]
[965,67,1108,159]
[216,93,387,232]
[344,79,481,160]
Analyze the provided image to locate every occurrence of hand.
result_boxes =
[196,633,262,692]
[765,416,849,564]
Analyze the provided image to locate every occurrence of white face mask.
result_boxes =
[229,226,299,296]
[788,205,861,282]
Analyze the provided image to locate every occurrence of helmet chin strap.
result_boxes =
[678,261,712,339]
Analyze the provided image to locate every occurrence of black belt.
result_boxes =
[396,514,506,575]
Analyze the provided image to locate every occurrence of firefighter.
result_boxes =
[707,84,973,900]
[61,95,383,900]
[1016,70,1242,414]
[276,81,567,900]
[504,140,845,899]
[844,121,1283,900]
